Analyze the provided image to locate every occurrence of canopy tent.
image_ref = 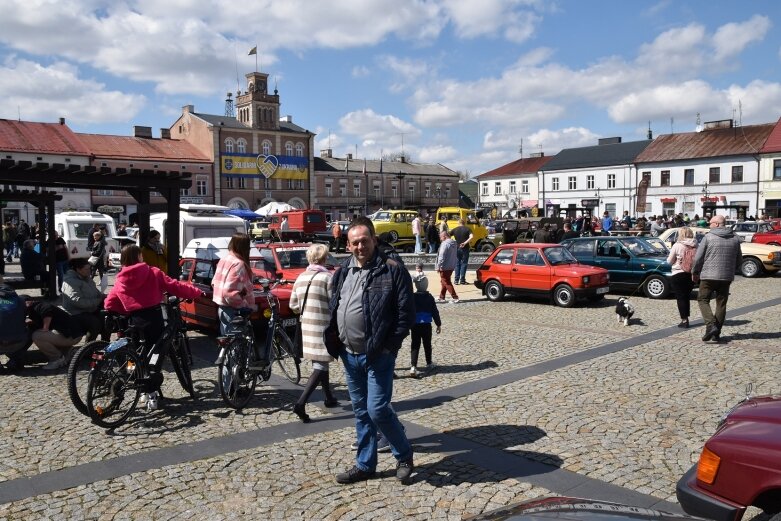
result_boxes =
[255,201,294,216]
[224,208,265,221]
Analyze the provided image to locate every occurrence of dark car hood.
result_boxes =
[466,497,696,521]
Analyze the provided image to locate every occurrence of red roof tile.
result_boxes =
[759,117,781,153]
[76,133,211,162]
[476,155,553,179]
[0,119,90,155]
[636,123,774,163]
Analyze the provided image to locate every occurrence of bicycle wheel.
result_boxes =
[67,340,109,416]
[272,329,301,384]
[86,346,142,429]
[169,331,195,398]
[218,336,257,409]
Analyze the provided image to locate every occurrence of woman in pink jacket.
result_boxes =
[105,244,203,349]
[211,233,257,336]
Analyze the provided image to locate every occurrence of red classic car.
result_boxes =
[474,243,610,307]
[677,385,781,521]
[750,229,781,246]
[177,238,336,333]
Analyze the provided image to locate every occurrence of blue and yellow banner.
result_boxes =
[221,153,308,180]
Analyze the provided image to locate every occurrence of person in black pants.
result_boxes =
[409,272,441,377]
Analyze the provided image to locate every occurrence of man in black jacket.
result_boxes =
[326,217,416,485]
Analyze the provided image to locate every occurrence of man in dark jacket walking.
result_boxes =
[692,215,743,342]
[326,217,416,485]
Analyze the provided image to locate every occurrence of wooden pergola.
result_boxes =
[0,159,191,284]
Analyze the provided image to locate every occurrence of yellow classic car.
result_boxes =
[370,210,420,242]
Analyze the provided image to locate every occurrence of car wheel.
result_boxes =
[484,280,505,302]
[480,242,495,253]
[643,275,669,299]
[388,230,399,242]
[553,284,575,308]
[739,257,762,278]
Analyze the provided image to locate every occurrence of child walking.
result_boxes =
[410,266,441,377]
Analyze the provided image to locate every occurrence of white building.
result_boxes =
[475,154,550,217]
[758,117,781,218]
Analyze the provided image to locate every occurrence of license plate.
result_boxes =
[282,318,297,327]
[596,286,609,294]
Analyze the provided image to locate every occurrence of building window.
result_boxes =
[425,185,431,197]
[374,187,380,199]
[97,189,113,196]
[295,143,304,157]
[521,180,529,194]
[354,183,361,197]
[731,165,743,183]
[297,180,304,189]
[262,140,272,156]
[262,178,271,189]
[607,174,616,188]
[774,160,781,180]
[285,142,293,156]
[494,182,501,195]
[392,184,398,198]
[481,183,488,196]
[568,176,576,190]
[709,167,720,184]
[509,181,516,194]
[180,187,190,196]
[408,185,414,200]
[552,178,559,191]
[226,177,234,189]
[340,184,346,197]
[196,176,208,196]
[325,183,332,196]
[660,170,670,186]
[225,138,234,153]
[684,169,694,186]
[236,138,247,154]
[287,179,294,189]
[587,175,594,190]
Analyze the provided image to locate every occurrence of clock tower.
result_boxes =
[235,71,280,130]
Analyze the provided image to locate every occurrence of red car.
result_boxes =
[474,243,610,307]
[750,229,781,246]
[677,386,781,521]
[177,238,335,332]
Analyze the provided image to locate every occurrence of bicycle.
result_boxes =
[217,279,300,409]
[85,296,195,429]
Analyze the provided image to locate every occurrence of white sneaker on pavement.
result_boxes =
[409,366,418,377]
[42,356,67,371]
[435,298,446,303]
[451,299,460,304]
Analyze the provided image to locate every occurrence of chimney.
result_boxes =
[133,126,153,138]
[530,152,544,158]
[346,153,353,160]
[598,137,622,145]
[703,119,733,131]
[280,115,293,123]
[59,117,65,125]
[182,105,194,114]
[320,149,333,158]
[399,155,406,163]
[160,128,171,139]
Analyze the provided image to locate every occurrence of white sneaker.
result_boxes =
[409,366,418,377]
[451,299,460,304]
[435,298,446,303]
[42,356,67,370]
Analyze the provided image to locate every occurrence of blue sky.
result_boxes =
[1,0,780,177]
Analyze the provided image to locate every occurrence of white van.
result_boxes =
[54,211,119,259]
[149,204,246,257]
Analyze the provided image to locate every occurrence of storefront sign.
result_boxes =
[580,199,599,207]
[95,205,124,214]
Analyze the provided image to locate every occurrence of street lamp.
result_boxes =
[594,188,601,215]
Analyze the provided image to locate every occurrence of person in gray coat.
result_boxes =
[435,230,459,302]
[61,258,106,341]
[691,215,742,342]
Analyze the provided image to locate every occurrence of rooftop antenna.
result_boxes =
[327,129,332,150]
[670,117,674,134]
[17,105,21,121]
[738,100,742,126]
[518,138,523,157]
[695,113,702,132]
[274,76,278,95]
[647,121,653,139]
[224,92,234,117]
[396,132,406,160]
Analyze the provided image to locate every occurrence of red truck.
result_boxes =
[676,385,781,521]
[268,210,327,241]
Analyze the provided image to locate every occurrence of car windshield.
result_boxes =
[543,246,577,265]
[620,237,661,255]
[372,212,391,222]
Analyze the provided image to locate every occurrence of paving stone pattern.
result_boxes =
[0,262,779,519]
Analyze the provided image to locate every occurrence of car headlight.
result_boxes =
[582,276,590,284]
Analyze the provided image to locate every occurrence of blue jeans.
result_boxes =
[427,242,438,254]
[341,350,412,471]
[56,260,68,290]
[455,248,470,283]
[414,234,422,254]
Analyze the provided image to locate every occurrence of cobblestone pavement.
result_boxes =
[0,259,779,519]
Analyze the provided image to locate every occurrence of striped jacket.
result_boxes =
[211,252,255,310]
[290,269,333,363]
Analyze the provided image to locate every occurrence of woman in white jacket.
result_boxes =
[289,243,338,422]
[666,227,698,328]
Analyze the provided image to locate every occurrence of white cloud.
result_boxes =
[607,80,726,124]
[0,58,145,124]
[416,144,457,163]
[712,15,771,62]
[351,65,370,78]
[636,23,707,74]
[726,80,781,124]
[441,0,542,43]
[526,127,600,155]
[339,109,420,143]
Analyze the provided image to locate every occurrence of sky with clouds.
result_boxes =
[1,0,780,177]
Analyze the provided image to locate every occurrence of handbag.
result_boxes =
[87,255,99,266]
[292,275,315,359]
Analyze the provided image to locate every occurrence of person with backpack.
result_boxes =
[666,227,697,328]
[0,282,31,372]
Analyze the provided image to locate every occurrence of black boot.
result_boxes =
[294,369,322,423]
[320,371,339,408]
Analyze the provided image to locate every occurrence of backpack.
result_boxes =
[0,285,28,343]
[679,245,696,273]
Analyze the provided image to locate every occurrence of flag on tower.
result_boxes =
[248,46,257,56]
